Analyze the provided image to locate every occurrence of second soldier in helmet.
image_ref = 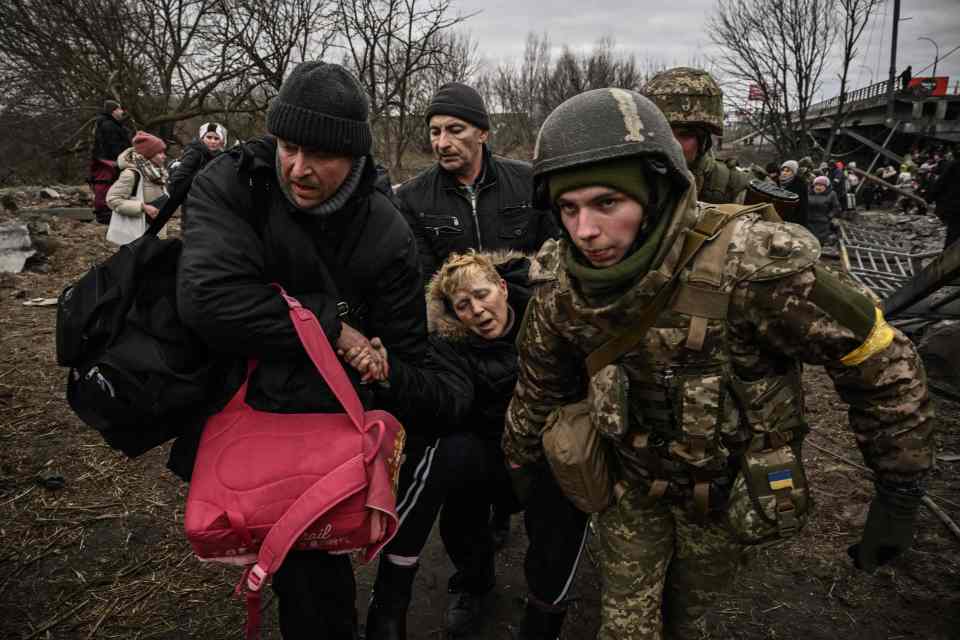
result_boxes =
[504,88,933,640]
[643,67,750,204]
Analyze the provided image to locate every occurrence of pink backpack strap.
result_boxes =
[232,287,385,639]
[273,285,367,433]
[238,454,369,640]
[223,360,257,413]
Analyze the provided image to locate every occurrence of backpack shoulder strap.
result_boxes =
[130,170,141,199]
[584,207,737,377]
[710,201,781,223]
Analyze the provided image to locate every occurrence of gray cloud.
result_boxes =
[453,0,960,100]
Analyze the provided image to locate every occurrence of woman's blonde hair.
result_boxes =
[436,251,503,302]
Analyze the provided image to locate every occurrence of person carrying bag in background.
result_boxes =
[106,131,168,245]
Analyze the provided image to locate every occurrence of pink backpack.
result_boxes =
[184,288,405,639]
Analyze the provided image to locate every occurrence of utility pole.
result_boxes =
[885,0,901,124]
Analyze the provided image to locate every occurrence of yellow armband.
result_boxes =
[840,307,895,366]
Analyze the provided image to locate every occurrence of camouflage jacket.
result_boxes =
[504,191,933,490]
[692,152,750,205]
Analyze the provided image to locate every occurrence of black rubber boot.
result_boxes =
[445,562,496,637]
[508,599,567,640]
[491,510,511,550]
[365,560,418,640]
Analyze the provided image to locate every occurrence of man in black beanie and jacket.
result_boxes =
[395,82,558,288]
[388,83,576,640]
[176,61,426,640]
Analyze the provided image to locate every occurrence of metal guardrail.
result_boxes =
[803,78,960,120]
[808,80,893,115]
[838,220,960,322]
[838,221,926,296]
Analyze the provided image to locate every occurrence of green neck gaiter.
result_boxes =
[564,203,673,303]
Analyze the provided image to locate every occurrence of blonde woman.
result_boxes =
[345,251,589,640]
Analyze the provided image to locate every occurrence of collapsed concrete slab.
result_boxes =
[0,222,35,273]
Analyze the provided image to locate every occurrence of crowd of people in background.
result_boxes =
[90,91,959,255]
[750,142,958,250]
[88,100,229,244]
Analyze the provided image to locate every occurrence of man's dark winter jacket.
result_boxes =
[807,185,840,244]
[173,136,426,474]
[929,158,960,214]
[395,147,557,287]
[92,111,131,163]
[383,253,532,443]
[781,176,809,229]
[929,158,960,247]
[167,139,221,217]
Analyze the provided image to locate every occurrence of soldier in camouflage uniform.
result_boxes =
[503,88,934,640]
[798,156,815,183]
[643,67,750,205]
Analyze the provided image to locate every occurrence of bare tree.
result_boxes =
[822,0,884,159]
[220,0,337,93]
[709,0,838,158]
[486,34,646,151]
[0,0,276,142]
[544,38,643,113]
[488,32,552,149]
[335,0,473,168]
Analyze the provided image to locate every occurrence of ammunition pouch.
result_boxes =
[726,367,811,544]
[542,400,616,514]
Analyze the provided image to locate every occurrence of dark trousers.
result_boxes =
[523,464,591,605]
[946,212,960,249]
[389,433,507,590]
[272,550,357,639]
[387,433,590,603]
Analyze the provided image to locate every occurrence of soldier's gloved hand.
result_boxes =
[507,462,536,507]
[848,483,923,572]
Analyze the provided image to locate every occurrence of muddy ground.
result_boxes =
[1,203,958,640]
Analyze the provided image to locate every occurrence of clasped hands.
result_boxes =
[336,322,389,383]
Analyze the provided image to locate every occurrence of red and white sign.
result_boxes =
[907,77,949,97]
[748,84,766,101]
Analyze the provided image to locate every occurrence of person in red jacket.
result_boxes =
[89,100,132,224]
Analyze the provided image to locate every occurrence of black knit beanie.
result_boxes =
[267,62,372,156]
[104,99,120,112]
[425,82,490,130]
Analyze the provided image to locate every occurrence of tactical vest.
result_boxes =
[612,203,811,534]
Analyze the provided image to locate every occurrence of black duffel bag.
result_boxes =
[56,192,211,457]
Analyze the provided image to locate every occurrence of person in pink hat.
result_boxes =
[105,131,169,244]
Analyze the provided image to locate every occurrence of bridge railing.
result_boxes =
[806,79,893,117]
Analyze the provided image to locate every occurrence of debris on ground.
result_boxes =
[0,222,35,273]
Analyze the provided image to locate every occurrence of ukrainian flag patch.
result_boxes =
[768,469,794,491]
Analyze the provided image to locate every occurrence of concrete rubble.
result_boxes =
[839,206,960,398]
[0,222,35,273]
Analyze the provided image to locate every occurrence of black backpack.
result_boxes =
[56,188,210,457]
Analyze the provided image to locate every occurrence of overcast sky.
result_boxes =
[452,0,960,103]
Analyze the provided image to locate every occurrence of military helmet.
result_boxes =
[532,88,690,210]
[642,67,724,136]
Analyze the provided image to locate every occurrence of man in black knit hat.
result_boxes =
[395,82,558,288]
[176,61,426,640]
